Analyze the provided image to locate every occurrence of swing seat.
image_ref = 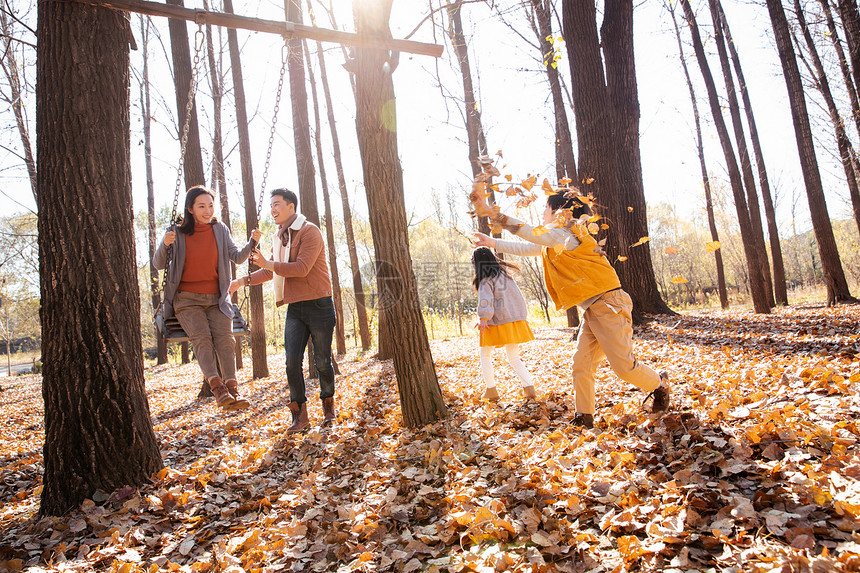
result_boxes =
[155,304,249,343]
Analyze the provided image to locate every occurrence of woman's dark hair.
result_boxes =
[472,247,519,290]
[177,185,216,235]
[547,189,591,220]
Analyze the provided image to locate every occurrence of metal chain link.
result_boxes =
[158,23,206,301]
[256,41,289,225]
[246,39,289,287]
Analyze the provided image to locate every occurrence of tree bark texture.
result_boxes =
[601,0,673,318]
[794,0,860,256]
[224,0,269,378]
[286,0,320,225]
[708,0,775,308]
[837,0,860,103]
[766,0,856,305]
[166,0,205,190]
[563,0,672,321]
[37,3,163,515]
[140,16,168,364]
[680,0,770,313]
[446,2,494,236]
[717,1,788,306]
[530,0,576,182]
[304,38,347,355]
[818,0,860,236]
[352,0,447,427]
[311,15,371,350]
[668,2,729,309]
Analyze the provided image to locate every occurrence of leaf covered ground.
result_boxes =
[1,304,860,572]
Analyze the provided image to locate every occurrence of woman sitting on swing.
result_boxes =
[154,185,262,411]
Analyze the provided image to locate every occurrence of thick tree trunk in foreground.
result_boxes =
[224,0,268,378]
[681,0,770,313]
[668,2,728,309]
[353,0,447,427]
[37,4,163,515]
[766,0,857,305]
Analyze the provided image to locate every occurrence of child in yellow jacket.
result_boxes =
[472,189,670,428]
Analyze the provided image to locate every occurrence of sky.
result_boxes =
[1,0,857,243]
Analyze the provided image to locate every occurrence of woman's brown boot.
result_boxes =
[287,401,309,433]
[224,379,250,410]
[209,377,237,410]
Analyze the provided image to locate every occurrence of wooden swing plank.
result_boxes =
[66,0,444,58]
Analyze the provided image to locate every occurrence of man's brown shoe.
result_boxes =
[287,401,310,433]
[322,397,336,427]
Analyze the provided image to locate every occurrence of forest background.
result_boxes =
[1,0,860,365]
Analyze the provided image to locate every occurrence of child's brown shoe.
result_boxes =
[522,385,537,400]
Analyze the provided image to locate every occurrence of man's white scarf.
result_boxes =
[272,214,306,304]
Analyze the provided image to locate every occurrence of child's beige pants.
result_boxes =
[572,289,661,415]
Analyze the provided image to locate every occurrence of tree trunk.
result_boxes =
[838,0,860,101]
[530,0,576,181]
[680,0,770,313]
[820,0,860,236]
[668,3,728,309]
[284,0,323,376]
[794,0,860,264]
[285,0,320,225]
[717,1,788,306]
[304,39,346,355]
[139,16,168,364]
[446,2,494,236]
[766,0,857,305]
[203,6,242,369]
[37,4,163,515]
[165,0,205,189]
[224,0,269,378]
[0,10,37,201]
[352,0,447,427]
[165,0,202,366]
[309,1,371,351]
[563,0,672,321]
[708,0,775,308]
[531,0,576,326]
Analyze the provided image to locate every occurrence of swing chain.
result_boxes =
[256,41,289,224]
[158,23,206,304]
[170,23,206,227]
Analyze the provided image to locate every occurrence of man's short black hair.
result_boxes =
[271,188,298,209]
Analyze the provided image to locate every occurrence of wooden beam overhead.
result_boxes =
[66,0,444,58]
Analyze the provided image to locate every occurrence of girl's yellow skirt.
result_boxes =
[480,320,534,348]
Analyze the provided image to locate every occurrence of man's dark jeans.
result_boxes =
[284,296,336,404]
